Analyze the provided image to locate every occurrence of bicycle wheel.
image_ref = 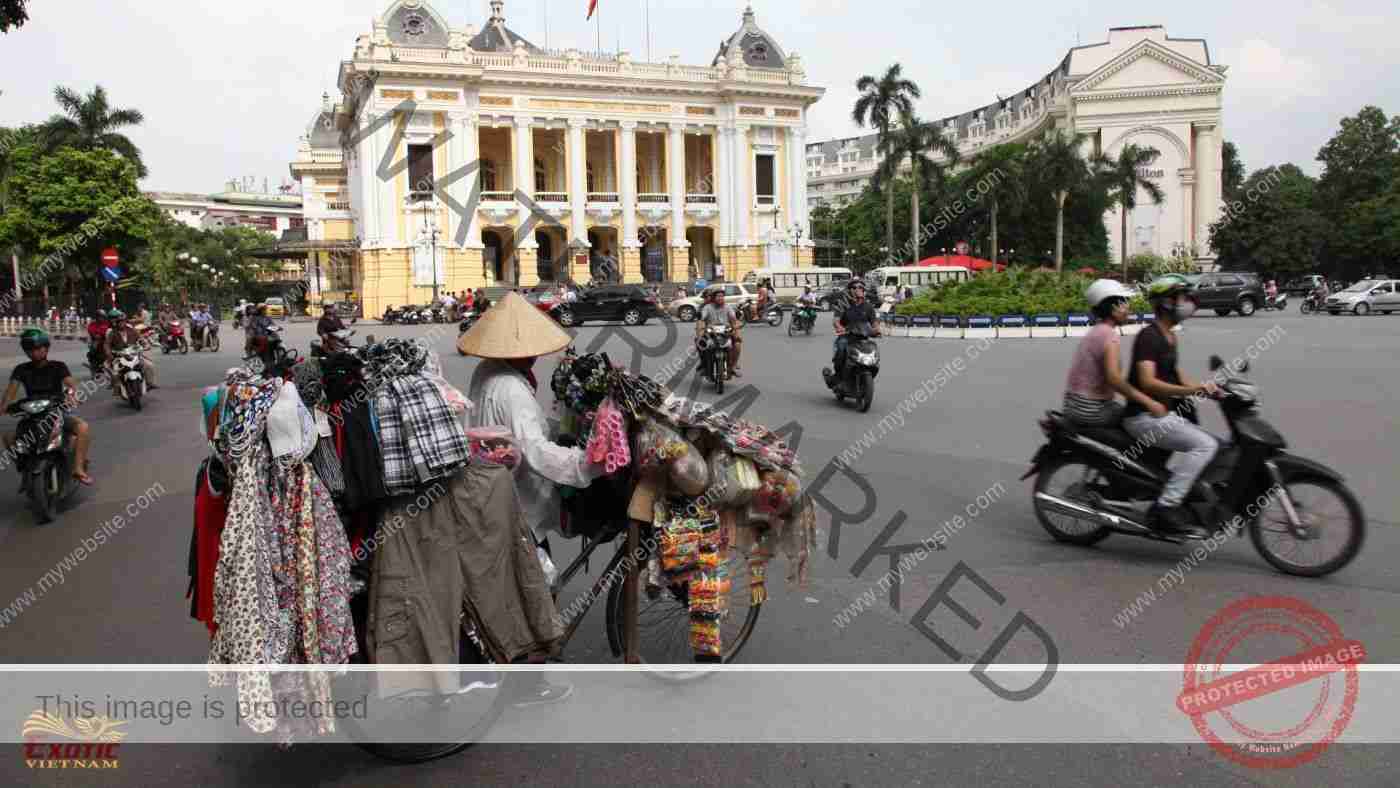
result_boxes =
[340,599,510,763]
[604,542,762,683]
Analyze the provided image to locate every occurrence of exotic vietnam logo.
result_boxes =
[21,709,127,770]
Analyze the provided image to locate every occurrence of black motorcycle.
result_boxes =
[1024,356,1364,577]
[246,325,298,379]
[822,327,880,413]
[192,321,220,352]
[788,305,817,336]
[382,306,402,324]
[699,324,734,394]
[84,339,105,380]
[1300,294,1324,314]
[456,310,483,355]
[743,301,784,327]
[311,329,356,360]
[7,398,81,523]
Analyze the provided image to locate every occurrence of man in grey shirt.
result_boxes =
[697,288,743,378]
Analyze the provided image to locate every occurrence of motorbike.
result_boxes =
[1024,356,1364,577]
[822,327,880,413]
[1300,294,1324,314]
[311,329,356,360]
[698,324,734,394]
[788,304,818,336]
[84,340,106,380]
[743,301,784,327]
[246,325,298,379]
[1262,292,1288,311]
[382,306,402,324]
[456,310,483,355]
[191,321,220,352]
[7,398,81,523]
[159,320,189,354]
[112,347,149,411]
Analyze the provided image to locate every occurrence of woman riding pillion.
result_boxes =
[1062,280,1162,427]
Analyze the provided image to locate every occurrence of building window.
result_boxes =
[535,157,547,193]
[408,144,433,201]
[482,161,497,192]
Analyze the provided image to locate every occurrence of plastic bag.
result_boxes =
[752,468,802,516]
[467,426,522,468]
[536,546,558,586]
[707,449,761,507]
[634,418,690,472]
[668,440,710,496]
[585,397,631,474]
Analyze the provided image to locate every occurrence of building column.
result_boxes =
[360,113,382,246]
[668,123,689,280]
[621,121,639,249]
[717,126,733,246]
[786,125,807,244]
[568,118,588,246]
[513,116,536,242]
[735,124,752,247]
[450,113,483,249]
[1179,169,1196,255]
[1194,123,1221,260]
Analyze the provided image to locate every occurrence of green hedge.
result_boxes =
[894,270,1149,318]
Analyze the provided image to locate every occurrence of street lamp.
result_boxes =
[421,208,441,302]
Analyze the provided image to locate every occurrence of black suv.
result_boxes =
[550,285,660,327]
[1190,272,1266,316]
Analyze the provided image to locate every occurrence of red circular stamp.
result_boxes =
[1177,596,1365,769]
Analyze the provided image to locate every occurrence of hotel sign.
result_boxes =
[1136,167,1165,180]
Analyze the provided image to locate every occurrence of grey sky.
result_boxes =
[1,0,1394,192]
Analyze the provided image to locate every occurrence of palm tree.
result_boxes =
[41,85,147,177]
[876,111,959,262]
[1030,132,1102,273]
[1101,143,1164,278]
[853,64,920,261]
[961,144,1026,266]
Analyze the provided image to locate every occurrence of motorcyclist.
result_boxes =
[190,303,213,348]
[753,279,772,320]
[245,304,276,353]
[2,329,93,485]
[103,310,159,393]
[795,285,819,328]
[1063,280,1162,427]
[832,279,880,379]
[1312,279,1330,305]
[134,303,151,327]
[696,287,742,379]
[1120,274,1219,539]
[317,302,348,354]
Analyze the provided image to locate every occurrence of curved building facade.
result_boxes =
[807,26,1226,267]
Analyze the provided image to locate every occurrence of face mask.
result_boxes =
[1173,301,1196,322]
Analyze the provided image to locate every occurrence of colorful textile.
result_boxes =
[372,388,413,495]
[385,373,470,486]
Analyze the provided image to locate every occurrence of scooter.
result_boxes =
[1300,294,1324,314]
[822,327,880,413]
[456,310,483,355]
[246,326,298,380]
[1263,292,1288,311]
[113,347,148,411]
[311,329,356,360]
[743,302,784,327]
[159,320,189,354]
[1024,355,1364,577]
[191,321,220,352]
[788,305,817,336]
[7,398,81,523]
[699,324,734,394]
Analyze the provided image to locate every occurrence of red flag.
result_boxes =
[587,0,597,19]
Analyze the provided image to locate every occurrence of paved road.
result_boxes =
[1,310,1397,785]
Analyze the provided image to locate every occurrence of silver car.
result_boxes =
[1325,279,1400,315]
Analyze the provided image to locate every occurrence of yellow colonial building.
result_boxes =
[290,0,823,317]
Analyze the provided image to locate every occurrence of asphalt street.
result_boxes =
[1,309,1397,785]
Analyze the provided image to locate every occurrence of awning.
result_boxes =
[916,253,1006,272]
[247,239,359,260]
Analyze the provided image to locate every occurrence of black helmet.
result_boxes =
[847,278,866,292]
[20,329,51,354]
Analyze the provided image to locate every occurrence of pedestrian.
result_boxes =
[460,293,606,706]
[714,261,725,283]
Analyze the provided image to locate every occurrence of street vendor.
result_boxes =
[459,291,605,706]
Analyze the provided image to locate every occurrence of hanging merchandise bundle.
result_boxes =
[189,338,561,741]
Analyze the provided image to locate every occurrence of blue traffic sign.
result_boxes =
[100,266,122,282]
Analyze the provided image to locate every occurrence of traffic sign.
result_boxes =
[101,247,120,268]
[100,266,122,283]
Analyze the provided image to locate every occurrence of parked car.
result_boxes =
[1190,272,1266,316]
[1325,279,1400,315]
[1284,275,1327,296]
[263,296,288,319]
[550,284,660,327]
[669,283,758,322]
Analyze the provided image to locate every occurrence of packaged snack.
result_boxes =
[752,468,801,516]
[466,426,521,468]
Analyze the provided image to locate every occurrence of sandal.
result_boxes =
[73,472,94,486]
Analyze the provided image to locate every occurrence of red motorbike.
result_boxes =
[159,320,189,354]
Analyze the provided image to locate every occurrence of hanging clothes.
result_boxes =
[337,400,389,513]
[368,464,562,684]
[189,458,231,636]
[383,373,470,486]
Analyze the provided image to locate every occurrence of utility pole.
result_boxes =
[423,209,441,302]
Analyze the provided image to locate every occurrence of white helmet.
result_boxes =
[1085,279,1136,309]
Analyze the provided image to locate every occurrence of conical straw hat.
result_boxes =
[457,291,572,359]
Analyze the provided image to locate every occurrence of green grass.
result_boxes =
[895,270,1148,318]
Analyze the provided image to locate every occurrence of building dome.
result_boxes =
[713,5,786,68]
[469,0,540,53]
[384,0,450,47]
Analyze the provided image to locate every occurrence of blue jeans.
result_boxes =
[833,335,849,370]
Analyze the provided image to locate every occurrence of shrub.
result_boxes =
[897,270,1148,318]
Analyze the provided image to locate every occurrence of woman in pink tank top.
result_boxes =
[1064,280,1163,426]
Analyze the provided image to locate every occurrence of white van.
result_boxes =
[742,267,854,304]
[866,266,972,303]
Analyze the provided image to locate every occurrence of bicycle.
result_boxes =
[341,516,762,762]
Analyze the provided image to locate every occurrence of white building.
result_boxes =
[289,0,824,316]
[145,189,304,235]
[807,26,1227,266]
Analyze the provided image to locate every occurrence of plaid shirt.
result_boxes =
[377,375,469,493]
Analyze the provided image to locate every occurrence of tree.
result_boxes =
[961,143,1026,266]
[1315,107,1400,277]
[853,64,920,260]
[41,85,148,178]
[1222,141,1245,202]
[876,110,959,262]
[1208,165,1325,277]
[0,145,162,300]
[1029,132,1102,272]
[0,0,29,33]
[1101,143,1165,278]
